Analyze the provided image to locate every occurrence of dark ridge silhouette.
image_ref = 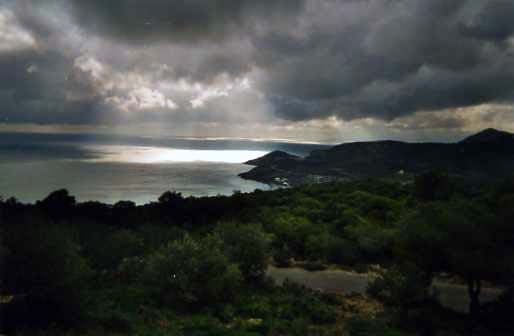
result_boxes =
[240,128,514,185]
[245,150,302,166]
[459,128,514,144]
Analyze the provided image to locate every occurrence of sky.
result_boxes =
[1,0,514,143]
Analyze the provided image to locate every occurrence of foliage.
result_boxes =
[367,264,432,309]
[414,171,451,201]
[37,189,76,216]
[2,221,92,328]
[346,316,406,336]
[1,177,513,335]
[398,199,514,315]
[86,229,144,270]
[142,235,242,308]
[216,222,270,281]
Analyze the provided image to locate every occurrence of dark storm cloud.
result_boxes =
[0,0,115,125]
[2,0,514,133]
[68,0,306,43]
[0,49,112,124]
[256,0,514,121]
[459,0,514,41]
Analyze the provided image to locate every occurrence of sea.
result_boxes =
[0,132,326,204]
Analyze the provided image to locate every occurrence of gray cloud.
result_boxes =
[0,50,95,124]
[68,0,305,43]
[255,0,514,121]
[1,0,514,140]
[459,0,514,41]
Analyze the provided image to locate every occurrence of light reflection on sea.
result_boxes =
[0,144,270,204]
[0,134,327,204]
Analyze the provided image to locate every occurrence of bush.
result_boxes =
[87,229,145,270]
[344,222,395,263]
[305,233,330,262]
[143,235,242,309]
[281,281,338,325]
[217,223,270,282]
[303,260,327,271]
[2,222,92,329]
[117,256,147,282]
[326,237,360,265]
[367,265,431,309]
[482,288,514,332]
[37,189,76,219]
[346,316,404,336]
[346,316,385,336]
[138,225,186,250]
[268,213,319,258]
[414,171,450,202]
[343,191,402,225]
[273,244,293,267]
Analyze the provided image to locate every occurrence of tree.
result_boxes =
[399,200,511,317]
[37,189,76,219]
[86,229,144,270]
[143,235,242,309]
[414,171,450,202]
[268,213,320,258]
[216,222,270,281]
[367,264,432,312]
[305,232,331,262]
[344,221,396,263]
[2,221,92,328]
[158,190,183,204]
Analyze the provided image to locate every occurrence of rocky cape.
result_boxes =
[239,129,514,186]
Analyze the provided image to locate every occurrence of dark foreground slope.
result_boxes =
[240,128,514,186]
[2,177,514,335]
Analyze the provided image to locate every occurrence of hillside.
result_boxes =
[240,129,514,185]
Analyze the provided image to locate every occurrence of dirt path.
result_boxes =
[267,266,503,313]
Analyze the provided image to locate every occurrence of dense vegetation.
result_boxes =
[1,173,514,335]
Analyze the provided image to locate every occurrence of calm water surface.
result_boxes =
[0,159,268,204]
[0,133,327,204]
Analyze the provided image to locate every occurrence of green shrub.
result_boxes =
[367,265,431,309]
[143,235,242,308]
[346,316,396,336]
[117,256,147,282]
[303,260,327,271]
[280,281,338,325]
[305,233,330,261]
[217,222,270,282]
[2,222,92,328]
[86,229,144,270]
[326,237,360,265]
[138,225,186,250]
[273,244,293,267]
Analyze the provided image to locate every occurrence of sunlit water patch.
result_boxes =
[0,143,271,204]
[86,145,268,164]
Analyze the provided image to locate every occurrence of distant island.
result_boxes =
[240,128,514,186]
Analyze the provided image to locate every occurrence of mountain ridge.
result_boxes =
[240,129,514,186]
[459,128,514,144]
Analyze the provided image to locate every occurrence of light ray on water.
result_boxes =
[86,145,269,164]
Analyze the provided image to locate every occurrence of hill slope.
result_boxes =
[240,129,514,185]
